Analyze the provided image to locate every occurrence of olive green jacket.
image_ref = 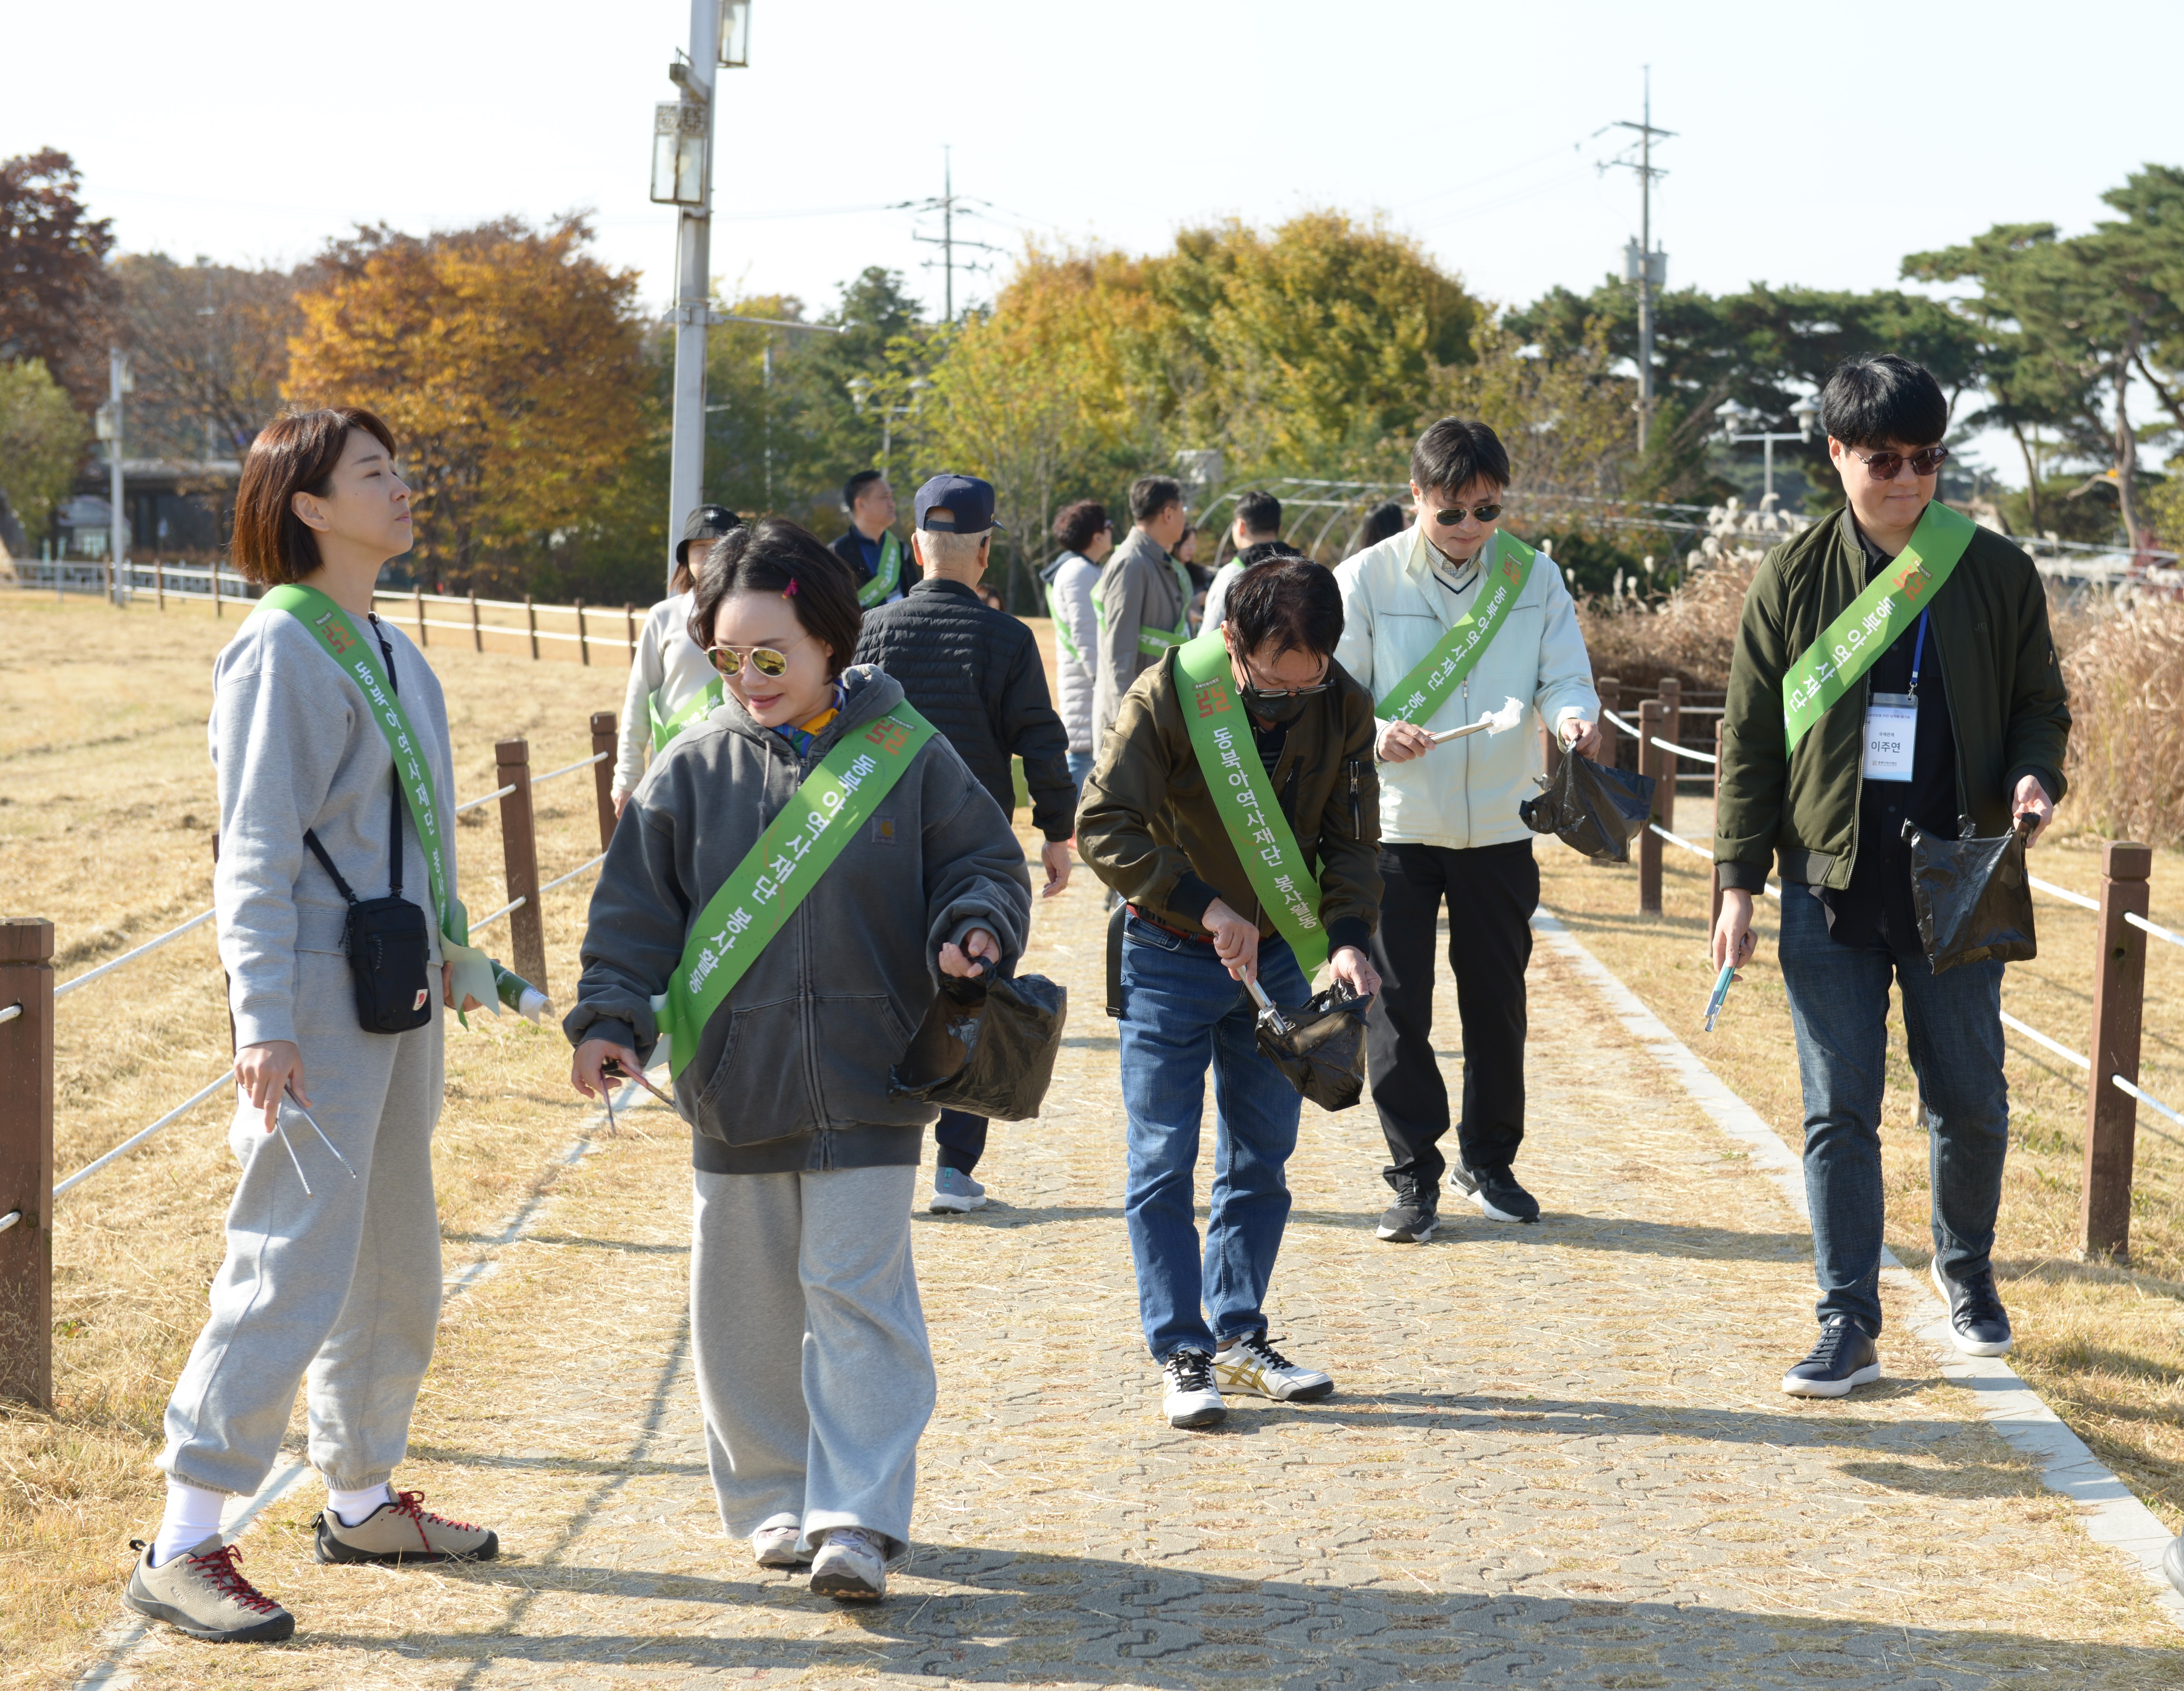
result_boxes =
[1713,506,2070,893]
[1076,648,1382,956]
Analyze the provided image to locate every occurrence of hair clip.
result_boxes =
[783,578,800,597]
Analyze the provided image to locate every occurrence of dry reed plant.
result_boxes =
[1535,807,2184,1539]
[2058,598,2184,850]
[1575,506,1774,693]
[0,593,634,1685]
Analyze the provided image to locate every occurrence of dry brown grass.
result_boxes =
[1577,547,1757,694]
[0,592,633,1683]
[1537,801,2184,1537]
[2061,598,2184,850]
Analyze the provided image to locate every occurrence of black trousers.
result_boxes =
[936,1109,988,1175]
[1364,840,1537,1194]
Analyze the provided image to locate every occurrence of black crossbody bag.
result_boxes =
[302,622,434,1033]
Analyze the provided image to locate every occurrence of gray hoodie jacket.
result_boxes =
[565,665,1033,1174]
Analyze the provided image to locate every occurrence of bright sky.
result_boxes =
[12,0,2181,485]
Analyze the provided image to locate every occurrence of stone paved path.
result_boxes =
[81,858,2184,1688]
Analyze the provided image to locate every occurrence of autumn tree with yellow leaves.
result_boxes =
[286,216,651,594]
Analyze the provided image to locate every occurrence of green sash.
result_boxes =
[1092,551,1193,655]
[660,703,939,1076]
[1782,501,1974,755]
[1171,631,1330,974]
[1045,570,1082,664]
[255,583,499,1019]
[857,530,905,607]
[1376,529,1536,724]
[649,677,724,751]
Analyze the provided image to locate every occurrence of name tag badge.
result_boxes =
[1862,692,1916,782]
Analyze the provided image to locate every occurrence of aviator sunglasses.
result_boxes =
[1431,501,1504,526]
[703,631,813,679]
[1850,445,1950,481]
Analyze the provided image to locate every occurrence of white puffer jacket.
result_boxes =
[1333,525,1598,851]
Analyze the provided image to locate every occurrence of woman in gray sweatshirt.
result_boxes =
[126,409,497,1648]
[567,519,1032,1603]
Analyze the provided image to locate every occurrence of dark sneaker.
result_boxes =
[1376,1186,1438,1243]
[1930,1259,2013,1357]
[1159,1347,1226,1428]
[1781,1316,1882,1398]
[2164,1533,2184,1597]
[123,1536,295,1643]
[1455,1162,1539,1224]
[314,1489,498,1564]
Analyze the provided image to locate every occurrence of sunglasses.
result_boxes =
[1237,656,1332,700]
[1431,502,1504,527]
[703,632,811,679]
[1851,445,1949,481]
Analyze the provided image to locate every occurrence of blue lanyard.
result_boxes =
[1908,612,1928,696]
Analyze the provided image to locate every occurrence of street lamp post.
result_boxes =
[94,349,133,603]
[846,376,930,486]
[1715,395,1820,507]
[653,1,752,591]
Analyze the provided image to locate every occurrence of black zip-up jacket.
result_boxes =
[831,525,922,597]
[853,577,1077,841]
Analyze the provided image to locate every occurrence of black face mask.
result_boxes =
[1241,688,1311,725]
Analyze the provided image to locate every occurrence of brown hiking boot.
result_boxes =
[123,1536,296,1643]
[313,1489,498,1565]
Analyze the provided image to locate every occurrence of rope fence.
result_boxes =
[1597,669,2179,1265]
[0,706,626,1406]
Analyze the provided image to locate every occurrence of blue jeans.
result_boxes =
[1117,914,1307,1360]
[1067,750,1095,792]
[1776,887,2010,1336]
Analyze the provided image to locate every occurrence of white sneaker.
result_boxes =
[751,1520,807,1568]
[1159,1347,1226,1428]
[809,1525,888,1601]
[929,1167,987,1213]
[1213,1333,1334,1402]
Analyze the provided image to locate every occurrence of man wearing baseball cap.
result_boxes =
[853,474,1076,1214]
[612,504,743,816]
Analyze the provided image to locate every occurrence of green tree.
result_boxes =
[0,150,115,410]
[0,358,85,551]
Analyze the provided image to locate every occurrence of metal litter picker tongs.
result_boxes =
[274,1094,356,1197]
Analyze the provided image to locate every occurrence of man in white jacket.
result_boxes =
[1333,419,1598,1241]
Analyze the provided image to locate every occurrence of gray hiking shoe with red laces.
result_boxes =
[123,1535,296,1643]
[313,1489,498,1565]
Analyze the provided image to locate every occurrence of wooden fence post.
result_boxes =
[0,918,55,1409]
[2081,841,2153,1260]
[155,561,164,610]
[1597,676,1622,769]
[413,585,427,648]
[211,564,220,619]
[1657,676,1681,834]
[469,591,482,653]
[1637,699,1664,915]
[494,739,549,995]
[575,598,590,667]
[590,712,619,851]
[1709,718,1725,931]
[625,603,638,663]
[525,595,539,661]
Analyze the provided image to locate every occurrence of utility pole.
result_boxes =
[1604,69,1673,453]
[898,148,1003,323]
[99,349,131,602]
[665,0,723,591]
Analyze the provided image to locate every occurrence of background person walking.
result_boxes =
[569,520,1031,1601]
[1091,475,1194,748]
[1710,353,2070,1399]
[612,504,741,818]
[853,473,1075,1214]
[1199,489,1299,633]
[832,470,919,606]
[1334,418,1598,1241]
[1042,499,1112,792]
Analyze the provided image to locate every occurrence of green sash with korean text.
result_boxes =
[660,703,938,1076]
[1375,529,1536,725]
[649,677,724,751]
[255,582,499,1019]
[857,530,905,607]
[1171,631,1330,974]
[1093,554,1194,655]
[1781,501,1974,756]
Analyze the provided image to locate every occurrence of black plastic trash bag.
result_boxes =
[1905,816,2038,975]
[889,970,1067,1120]
[1251,980,1372,1112]
[1519,751,1656,863]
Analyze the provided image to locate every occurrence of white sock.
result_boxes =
[326,1482,393,1527]
[151,1480,226,1565]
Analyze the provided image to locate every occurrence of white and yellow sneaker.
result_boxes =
[1212,1333,1334,1402]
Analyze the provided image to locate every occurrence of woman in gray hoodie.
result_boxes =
[567,518,1032,1602]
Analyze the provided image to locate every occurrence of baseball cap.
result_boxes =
[676,503,742,566]
[913,473,1004,534]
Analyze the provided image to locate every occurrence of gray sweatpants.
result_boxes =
[160,950,445,1496]
[691,1165,935,1558]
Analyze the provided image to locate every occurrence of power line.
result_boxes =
[892,147,1007,321]
[1596,67,1674,451]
